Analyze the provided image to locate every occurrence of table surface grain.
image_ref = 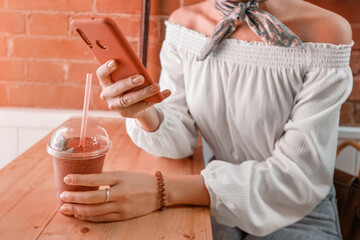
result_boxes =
[0,118,212,240]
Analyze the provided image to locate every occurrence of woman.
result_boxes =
[58,0,353,238]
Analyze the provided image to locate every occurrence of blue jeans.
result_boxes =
[212,185,342,240]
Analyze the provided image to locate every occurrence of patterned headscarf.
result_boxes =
[197,0,303,60]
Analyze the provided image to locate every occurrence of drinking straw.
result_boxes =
[79,73,92,147]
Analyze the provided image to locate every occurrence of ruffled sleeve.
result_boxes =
[126,39,198,159]
[201,65,353,236]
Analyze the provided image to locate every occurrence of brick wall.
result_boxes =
[0,0,359,126]
[0,0,191,110]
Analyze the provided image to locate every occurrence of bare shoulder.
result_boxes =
[168,6,190,27]
[299,2,352,45]
[168,1,214,30]
[168,2,202,26]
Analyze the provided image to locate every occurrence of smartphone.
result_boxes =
[71,17,163,103]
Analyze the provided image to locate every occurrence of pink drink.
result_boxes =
[52,137,106,211]
[47,119,111,215]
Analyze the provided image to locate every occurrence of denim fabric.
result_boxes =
[212,185,342,240]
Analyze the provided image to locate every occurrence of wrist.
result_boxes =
[164,175,210,207]
[135,107,161,132]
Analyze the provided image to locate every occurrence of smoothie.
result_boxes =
[47,119,111,214]
[52,137,106,210]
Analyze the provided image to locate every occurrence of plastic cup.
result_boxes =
[47,118,111,214]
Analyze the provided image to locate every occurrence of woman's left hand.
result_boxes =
[59,171,160,222]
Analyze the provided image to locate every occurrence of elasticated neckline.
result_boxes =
[165,21,354,68]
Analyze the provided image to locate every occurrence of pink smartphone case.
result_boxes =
[72,17,163,103]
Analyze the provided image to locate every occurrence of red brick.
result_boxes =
[0,60,25,82]
[348,76,360,101]
[27,60,66,83]
[148,16,164,41]
[91,86,108,110]
[137,40,163,82]
[354,102,360,124]
[8,0,92,12]
[340,101,355,124]
[150,0,181,16]
[146,41,162,70]
[306,0,360,23]
[0,11,25,34]
[67,62,100,85]
[68,0,93,12]
[146,41,162,82]
[96,0,180,15]
[184,0,202,6]
[0,36,7,57]
[158,17,167,42]
[7,83,84,109]
[112,15,161,40]
[96,0,138,14]
[112,15,141,39]
[0,83,7,106]
[350,50,360,76]
[13,37,93,60]
[352,24,360,50]
[29,13,69,36]
[0,0,5,8]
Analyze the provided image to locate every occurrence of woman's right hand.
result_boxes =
[97,60,171,119]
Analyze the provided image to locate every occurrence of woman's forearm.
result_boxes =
[135,106,161,132]
[165,175,210,207]
[136,107,210,206]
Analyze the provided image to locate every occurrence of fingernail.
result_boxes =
[163,89,171,96]
[133,75,144,84]
[59,192,67,200]
[150,84,160,93]
[107,60,117,69]
[60,205,70,214]
[64,175,72,184]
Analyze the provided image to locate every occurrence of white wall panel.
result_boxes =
[0,127,18,169]
[18,128,51,155]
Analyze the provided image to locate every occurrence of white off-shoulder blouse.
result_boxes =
[126,21,354,236]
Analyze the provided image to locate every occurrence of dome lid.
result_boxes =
[47,118,111,159]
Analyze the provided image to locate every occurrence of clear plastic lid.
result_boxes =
[47,118,111,159]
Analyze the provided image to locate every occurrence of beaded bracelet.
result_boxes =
[155,171,166,210]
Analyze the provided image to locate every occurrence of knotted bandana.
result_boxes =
[197,0,303,60]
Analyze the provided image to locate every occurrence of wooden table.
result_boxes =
[0,118,212,239]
